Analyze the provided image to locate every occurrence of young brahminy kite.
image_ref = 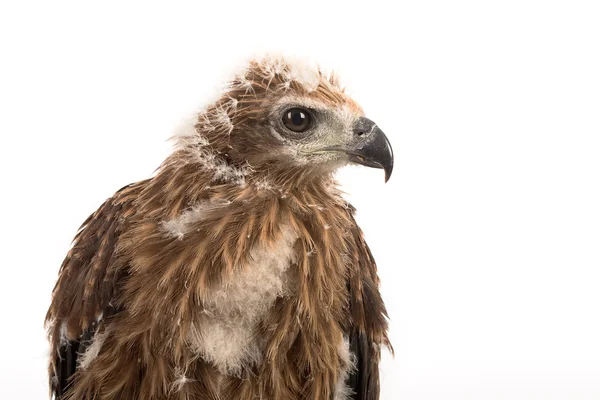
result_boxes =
[46,56,394,400]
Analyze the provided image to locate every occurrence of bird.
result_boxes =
[45,55,394,400]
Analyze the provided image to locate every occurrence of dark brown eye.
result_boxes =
[282,108,312,132]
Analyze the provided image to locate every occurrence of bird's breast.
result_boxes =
[185,222,298,376]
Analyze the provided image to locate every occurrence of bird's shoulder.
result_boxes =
[46,179,150,397]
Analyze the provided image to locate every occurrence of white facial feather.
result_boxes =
[287,57,321,92]
[254,54,321,92]
[213,106,234,135]
[269,95,363,170]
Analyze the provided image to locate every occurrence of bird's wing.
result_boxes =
[344,204,391,400]
[45,182,145,398]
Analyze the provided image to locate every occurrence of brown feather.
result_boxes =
[46,56,390,399]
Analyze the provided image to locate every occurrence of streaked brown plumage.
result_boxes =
[46,56,393,399]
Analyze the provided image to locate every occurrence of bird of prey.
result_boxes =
[46,56,394,400]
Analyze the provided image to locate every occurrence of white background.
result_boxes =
[1,1,599,399]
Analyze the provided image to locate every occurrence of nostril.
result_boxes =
[353,117,377,138]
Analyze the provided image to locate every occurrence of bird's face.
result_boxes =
[179,57,393,185]
[265,95,394,182]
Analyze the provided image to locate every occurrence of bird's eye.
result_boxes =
[282,108,312,133]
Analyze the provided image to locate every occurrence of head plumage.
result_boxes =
[168,56,364,185]
[174,56,361,149]
[167,55,394,189]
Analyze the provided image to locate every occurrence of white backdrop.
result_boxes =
[1,1,599,399]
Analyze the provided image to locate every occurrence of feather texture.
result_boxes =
[46,55,390,399]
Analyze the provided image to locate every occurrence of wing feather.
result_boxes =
[45,182,144,398]
[344,204,391,400]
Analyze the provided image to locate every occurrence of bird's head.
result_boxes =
[173,56,393,188]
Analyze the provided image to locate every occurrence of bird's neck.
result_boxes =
[139,152,344,222]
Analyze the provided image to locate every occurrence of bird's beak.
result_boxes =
[324,117,394,182]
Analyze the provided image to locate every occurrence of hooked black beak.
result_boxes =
[326,117,394,182]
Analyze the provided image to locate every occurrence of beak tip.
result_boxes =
[384,168,392,183]
[345,117,394,184]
